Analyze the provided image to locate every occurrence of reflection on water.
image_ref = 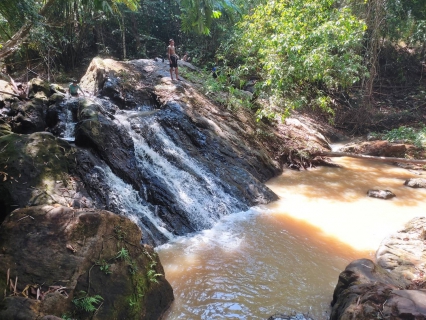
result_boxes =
[267,157,426,251]
[157,157,426,320]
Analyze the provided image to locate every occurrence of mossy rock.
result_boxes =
[33,91,49,103]
[29,78,51,98]
[48,92,66,104]
[50,83,66,94]
[0,206,174,320]
[9,100,47,134]
[0,121,11,137]
[0,132,76,222]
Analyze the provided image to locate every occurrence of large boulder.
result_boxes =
[28,78,52,99]
[8,100,47,133]
[404,178,426,188]
[0,132,93,223]
[331,217,426,319]
[79,58,147,108]
[0,205,174,320]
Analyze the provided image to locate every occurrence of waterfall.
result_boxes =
[90,165,174,243]
[58,97,250,244]
[114,110,244,230]
[62,108,76,141]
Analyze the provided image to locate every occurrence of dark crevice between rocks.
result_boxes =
[0,195,13,225]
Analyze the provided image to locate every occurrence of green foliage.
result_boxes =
[383,126,426,148]
[180,0,240,35]
[72,292,104,312]
[96,259,112,274]
[222,0,366,118]
[147,261,163,284]
[385,0,426,42]
[116,247,130,261]
[128,292,144,308]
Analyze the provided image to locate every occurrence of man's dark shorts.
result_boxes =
[169,55,178,68]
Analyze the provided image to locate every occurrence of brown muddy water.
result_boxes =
[157,157,426,320]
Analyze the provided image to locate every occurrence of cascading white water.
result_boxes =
[58,99,249,243]
[91,165,174,241]
[114,110,244,230]
[62,108,76,141]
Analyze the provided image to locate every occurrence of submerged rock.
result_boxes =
[404,178,426,188]
[0,205,173,320]
[367,189,396,199]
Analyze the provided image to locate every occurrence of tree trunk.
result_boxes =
[130,14,141,56]
[0,0,57,60]
[121,14,126,60]
[314,151,426,165]
[0,24,33,60]
[361,0,386,104]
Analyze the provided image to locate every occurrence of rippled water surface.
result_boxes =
[157,157,426,320]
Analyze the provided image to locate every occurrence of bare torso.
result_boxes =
[168,45,176,57]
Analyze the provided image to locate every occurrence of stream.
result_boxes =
[157,157,426,320]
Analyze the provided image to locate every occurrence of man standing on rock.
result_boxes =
[167,39,180,81]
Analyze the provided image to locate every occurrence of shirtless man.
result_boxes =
[69,79,85,97]
[167,39,180,81]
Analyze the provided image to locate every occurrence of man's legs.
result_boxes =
[175,67,179,80]
[170,67,174,80]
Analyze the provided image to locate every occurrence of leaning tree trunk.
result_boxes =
[0,0,57,60]
[0,24,33,60]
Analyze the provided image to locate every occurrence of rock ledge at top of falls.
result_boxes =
[330,217,426,320]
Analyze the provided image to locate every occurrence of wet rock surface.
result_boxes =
[331,217,426,320]
[404,178,426,188]
[0,205,173,320]
[367,189,396,199]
